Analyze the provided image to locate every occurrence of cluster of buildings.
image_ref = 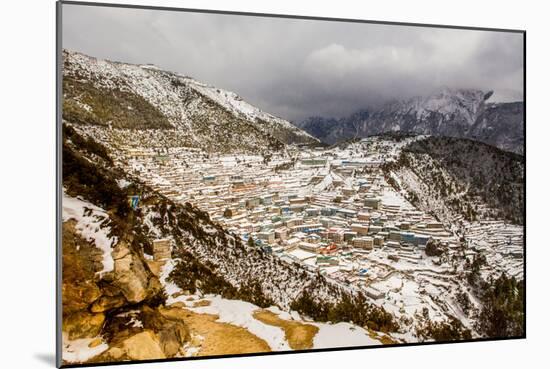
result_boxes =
[77,127,524,333]
[117,139,462,303]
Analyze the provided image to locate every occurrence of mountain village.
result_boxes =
[79,131,523,332]
[59,49,525,364]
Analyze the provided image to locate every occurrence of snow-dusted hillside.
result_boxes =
[381,88,490,125]
[63,49,317,153]
[381,135,525,226]
[296,88,524,154]
[62,123,399,356]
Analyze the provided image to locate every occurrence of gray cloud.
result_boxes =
[62,4,524,122]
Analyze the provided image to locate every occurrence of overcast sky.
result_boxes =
[62,4,524,123]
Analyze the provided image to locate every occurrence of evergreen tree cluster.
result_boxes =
[475,273,525,338]
[290,289,397,333]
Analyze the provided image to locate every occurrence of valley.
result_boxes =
[60,49,525,365]
[73,122,524,341]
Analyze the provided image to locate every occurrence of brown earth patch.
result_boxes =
[367,328,398,345]
[253,310,319,350]
[192,300,211,308]
[159,306,270,356]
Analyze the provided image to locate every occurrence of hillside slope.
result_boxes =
[61,125,402,363]
[380,135,525,227]
[63,49,317,153]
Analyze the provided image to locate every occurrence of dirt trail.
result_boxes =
[160,306,271,356]
[253,310,319,350]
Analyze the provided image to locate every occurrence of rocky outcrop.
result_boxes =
[62,221,163,324]
[90,295,127,313]
[95,306,189,362]
[64,311,106,340]
[62,221,190,364]
[139,305,190,357]
[62,221,106,339]
[109,241,163,304]
[104,331,166,361]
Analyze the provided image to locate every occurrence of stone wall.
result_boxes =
[153,239,172,261]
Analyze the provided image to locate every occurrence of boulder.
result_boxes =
[140,305,190,357]
[169,302,186,309]
[145,260,165,277]
[98,310,142,345]
[157,319,189,357]
[107,330,166,361]
[103,347,125,361]
[90,295,127,313]
[62,281,102,316]
[111,241,162,304]
[171,290,191,299]
[64,311,105,340]
[111,243,131,260]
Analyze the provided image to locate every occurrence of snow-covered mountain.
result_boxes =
[62,50,318,153]
[60,50,524,364]
[296,88,524,154]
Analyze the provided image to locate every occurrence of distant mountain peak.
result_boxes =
[295,88,523,154]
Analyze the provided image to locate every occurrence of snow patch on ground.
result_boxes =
[159,258,184,304]
[62,334,108,364]
[189,296,290,351]
[161,279,387,351]
[380,186,410,208]
[116,178,131,189]
[312,322,380,348]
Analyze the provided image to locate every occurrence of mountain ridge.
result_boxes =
[295,88,524,154]
[62,49,318,153]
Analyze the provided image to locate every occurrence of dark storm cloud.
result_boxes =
[62,4,524,122]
